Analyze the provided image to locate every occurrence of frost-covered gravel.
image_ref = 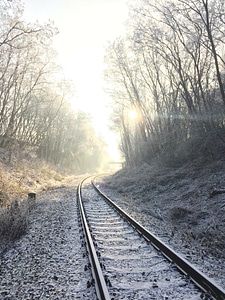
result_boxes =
[0,187,95,299]
[1,161,225,299]
[98,184,225,289]
[83,186,208,299]
[98,161,225,290]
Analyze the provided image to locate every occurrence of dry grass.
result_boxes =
[104,158,225,259]
[0,146,79,254]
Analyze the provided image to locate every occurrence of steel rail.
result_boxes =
[77,177,111,300]
[92,178,225,300]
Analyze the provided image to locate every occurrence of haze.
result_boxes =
[23,0,129,161]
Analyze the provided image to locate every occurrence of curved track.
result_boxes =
[77,176,225,299]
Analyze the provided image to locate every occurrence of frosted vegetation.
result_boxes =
[105,0,225,167]
[0,0,111,254]
[0,0,108,175]
[0,146,81,253]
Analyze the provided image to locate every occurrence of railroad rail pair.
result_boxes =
[77,176,225,300]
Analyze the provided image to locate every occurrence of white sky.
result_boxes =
[22,0,129,161]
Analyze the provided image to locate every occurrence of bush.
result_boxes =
[0,199,29,253]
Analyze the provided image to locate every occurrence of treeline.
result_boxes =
[0,0,106,173]
[105,0,225,167]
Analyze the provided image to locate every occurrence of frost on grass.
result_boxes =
[0,200,29,253]
[0,146,79,255]
[100,159,225,287]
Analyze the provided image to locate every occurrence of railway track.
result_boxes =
[77,176,225,299]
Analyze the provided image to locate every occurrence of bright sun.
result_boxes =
[128,109,138,119]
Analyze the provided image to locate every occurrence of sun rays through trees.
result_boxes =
[104,0,225,167]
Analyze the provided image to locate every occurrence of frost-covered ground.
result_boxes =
[0,183,96,299]
[100,160,225,289]
[0,159,225,298]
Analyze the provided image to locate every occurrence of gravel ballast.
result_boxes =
[99,161,225,290]
[1,160,225,298]
[0,187,94,299]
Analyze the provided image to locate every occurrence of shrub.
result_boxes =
[0,199,29,253]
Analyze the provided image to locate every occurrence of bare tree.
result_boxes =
[105,0,225,166]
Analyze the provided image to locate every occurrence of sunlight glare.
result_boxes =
[128,109,138,120]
